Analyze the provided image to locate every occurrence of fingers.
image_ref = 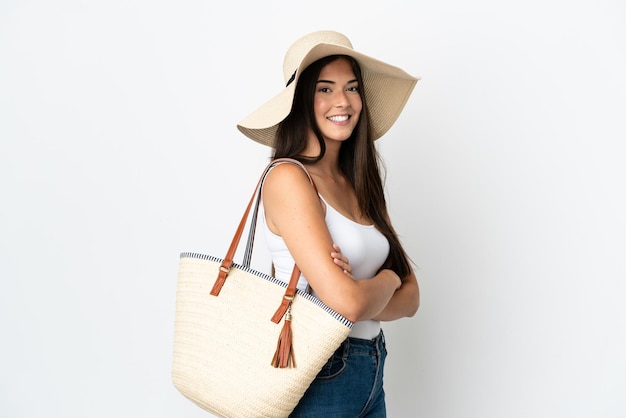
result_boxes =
[331,244,353,279]
[331,244,348,264]
[331,244,349,267]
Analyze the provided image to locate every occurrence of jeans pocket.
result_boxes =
[315,351,346,381]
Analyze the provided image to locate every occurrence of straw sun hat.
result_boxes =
[237,30,420,147]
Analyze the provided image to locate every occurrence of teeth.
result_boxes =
[328,115,349,122]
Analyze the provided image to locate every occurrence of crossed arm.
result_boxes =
[331,244,420,321]
[264,163,419,323]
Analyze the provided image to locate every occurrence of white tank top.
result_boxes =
[262,195,390,339]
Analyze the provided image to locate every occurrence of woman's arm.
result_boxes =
[263,163,401,323]
[370,269,420,321]
[331,251,420,321]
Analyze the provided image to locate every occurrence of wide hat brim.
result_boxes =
[237,41,420,147]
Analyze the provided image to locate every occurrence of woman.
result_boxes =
[237,31,420,417]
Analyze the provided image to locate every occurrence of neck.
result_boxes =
[302,131,342,175]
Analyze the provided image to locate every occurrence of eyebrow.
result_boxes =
[316,79,359,84]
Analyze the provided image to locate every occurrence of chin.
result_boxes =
[327,131,354,142]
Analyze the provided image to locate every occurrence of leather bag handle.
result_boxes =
[209,158,315,326]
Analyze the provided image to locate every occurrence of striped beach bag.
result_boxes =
[172,158,353,418]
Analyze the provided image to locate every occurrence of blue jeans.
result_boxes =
[290,331,388,417]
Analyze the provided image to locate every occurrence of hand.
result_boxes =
[381,268,403,290]
[330,244,354,279]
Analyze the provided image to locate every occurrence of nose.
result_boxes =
[334,90,348,108]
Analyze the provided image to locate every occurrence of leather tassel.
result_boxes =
[271,312,296,368]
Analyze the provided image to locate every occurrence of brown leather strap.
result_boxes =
[210,162,269,296]
[210,158,315,325]
[271,263,301,323]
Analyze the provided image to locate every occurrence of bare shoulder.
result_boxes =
[263,162,314,199]
[262,162,322,234]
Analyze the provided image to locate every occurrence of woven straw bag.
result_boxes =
[172,158,353,418]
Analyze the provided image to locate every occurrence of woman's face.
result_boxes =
[312,58,362,145]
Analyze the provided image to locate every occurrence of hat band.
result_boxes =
[285,70,296,87]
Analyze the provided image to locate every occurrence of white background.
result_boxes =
[1,0,625,417]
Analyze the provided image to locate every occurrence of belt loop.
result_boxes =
[374,331,382,360]
[342,337,350,360]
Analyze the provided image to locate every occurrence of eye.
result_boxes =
[347,85,360,93]
[318,86,331,93]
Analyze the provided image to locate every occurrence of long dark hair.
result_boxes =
[273,55,412,278]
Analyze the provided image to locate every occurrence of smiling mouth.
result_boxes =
[327,115,350,122]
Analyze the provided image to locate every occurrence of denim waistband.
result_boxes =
[340,330,385,356]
